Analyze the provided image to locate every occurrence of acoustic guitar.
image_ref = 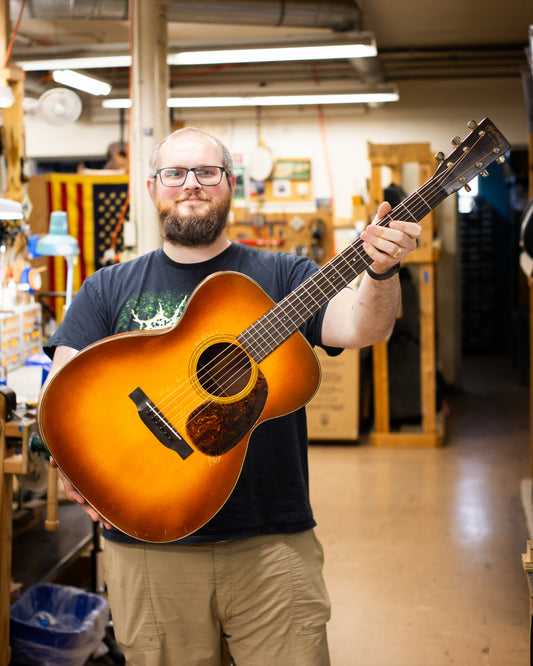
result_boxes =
[39,118,510,542]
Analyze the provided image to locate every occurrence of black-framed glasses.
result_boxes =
[153,166,227,187]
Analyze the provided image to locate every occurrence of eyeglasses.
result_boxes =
[153,166,228,187]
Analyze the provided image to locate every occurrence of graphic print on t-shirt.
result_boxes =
[117,291,189,332]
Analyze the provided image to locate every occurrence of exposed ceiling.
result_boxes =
[7,0,533,107]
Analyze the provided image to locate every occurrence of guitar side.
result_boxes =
[39,271,321,542]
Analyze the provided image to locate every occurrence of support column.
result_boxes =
[129,0,170,254]
[0,0,24,202]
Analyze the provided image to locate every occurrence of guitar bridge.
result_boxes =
[128,387,194,460]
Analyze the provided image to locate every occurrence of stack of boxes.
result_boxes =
[0,304,42,373]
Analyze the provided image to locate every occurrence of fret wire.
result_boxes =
[244,299,303,354]
[292,281,324,316]
[398,187,440,222]
[244,314,285,355]
[314,253,357,293]
[333,244,370,279]
[286,269,343,323]
[258,312,292,347]
[314,262,343,295]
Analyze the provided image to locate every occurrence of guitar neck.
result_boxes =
[238,177,448,362]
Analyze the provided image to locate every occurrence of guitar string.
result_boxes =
[236,159,450,353]
[148,131,499,429]
[172,134,490,400]
[150,132,497,425]
[238,133,495,357]
[153,133,496,427]
[206,187,430,366]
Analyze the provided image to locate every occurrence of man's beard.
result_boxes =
[158,191,232,247]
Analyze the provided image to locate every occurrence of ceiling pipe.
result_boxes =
[12,0,361,32]
[349,56,386,84]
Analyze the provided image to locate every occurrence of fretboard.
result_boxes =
[238,178,447,363]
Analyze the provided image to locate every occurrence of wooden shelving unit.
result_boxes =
[367,141,443,447]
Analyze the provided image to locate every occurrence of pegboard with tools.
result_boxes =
[228,209,334,265]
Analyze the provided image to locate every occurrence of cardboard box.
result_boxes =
[307,347,359,441]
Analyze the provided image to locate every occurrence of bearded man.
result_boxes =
[40,127,420,665]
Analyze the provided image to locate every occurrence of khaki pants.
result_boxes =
[104,530,331,666]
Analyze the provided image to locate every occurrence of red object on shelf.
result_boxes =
[237,238,284,247]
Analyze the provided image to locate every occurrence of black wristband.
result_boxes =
[366,263,400,281]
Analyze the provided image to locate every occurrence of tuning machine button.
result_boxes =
[451,136,462,146]
[467,120,478,130]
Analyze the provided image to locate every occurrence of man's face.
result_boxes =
[148,133,234,247]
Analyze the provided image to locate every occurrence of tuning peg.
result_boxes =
[463,184,472,193]
[435,151,445,162]
[481,170,489,177]
[467,120,478,130]
[496,155,506,164]
[451,136,462,146]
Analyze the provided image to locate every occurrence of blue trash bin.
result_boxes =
[10,583,109,666]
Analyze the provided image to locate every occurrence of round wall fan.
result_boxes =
[37,87,83,126]
[248,106,274,182]
[248,144,274,182]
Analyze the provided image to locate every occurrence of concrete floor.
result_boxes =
[310,355,531,665]
[10,355,531,665]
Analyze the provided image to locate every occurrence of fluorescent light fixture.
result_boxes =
[103,98,132,109]
[167,92,397,107]
[0,85,15,108]
[18,34,377,71]
[168,42,377,66]
[52,69,111,96]
[103,89,399,109]
[20,55,131,71]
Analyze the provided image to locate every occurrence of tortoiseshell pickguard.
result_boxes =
[186,372,268,456]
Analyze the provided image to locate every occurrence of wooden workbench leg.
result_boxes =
[530,280,533,478]
[419,263,437,434]
[522,542,533,663]
[372,341,390,433]
[0,420,12,666]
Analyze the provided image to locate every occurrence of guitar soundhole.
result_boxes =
[196,342,252,398]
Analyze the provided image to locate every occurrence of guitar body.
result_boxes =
[39,271,321,542]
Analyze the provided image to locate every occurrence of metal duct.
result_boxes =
[22,0,129,20]
[349,57,386,84]
[16,0,361,31]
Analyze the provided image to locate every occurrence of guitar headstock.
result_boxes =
[434,118,511,196]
